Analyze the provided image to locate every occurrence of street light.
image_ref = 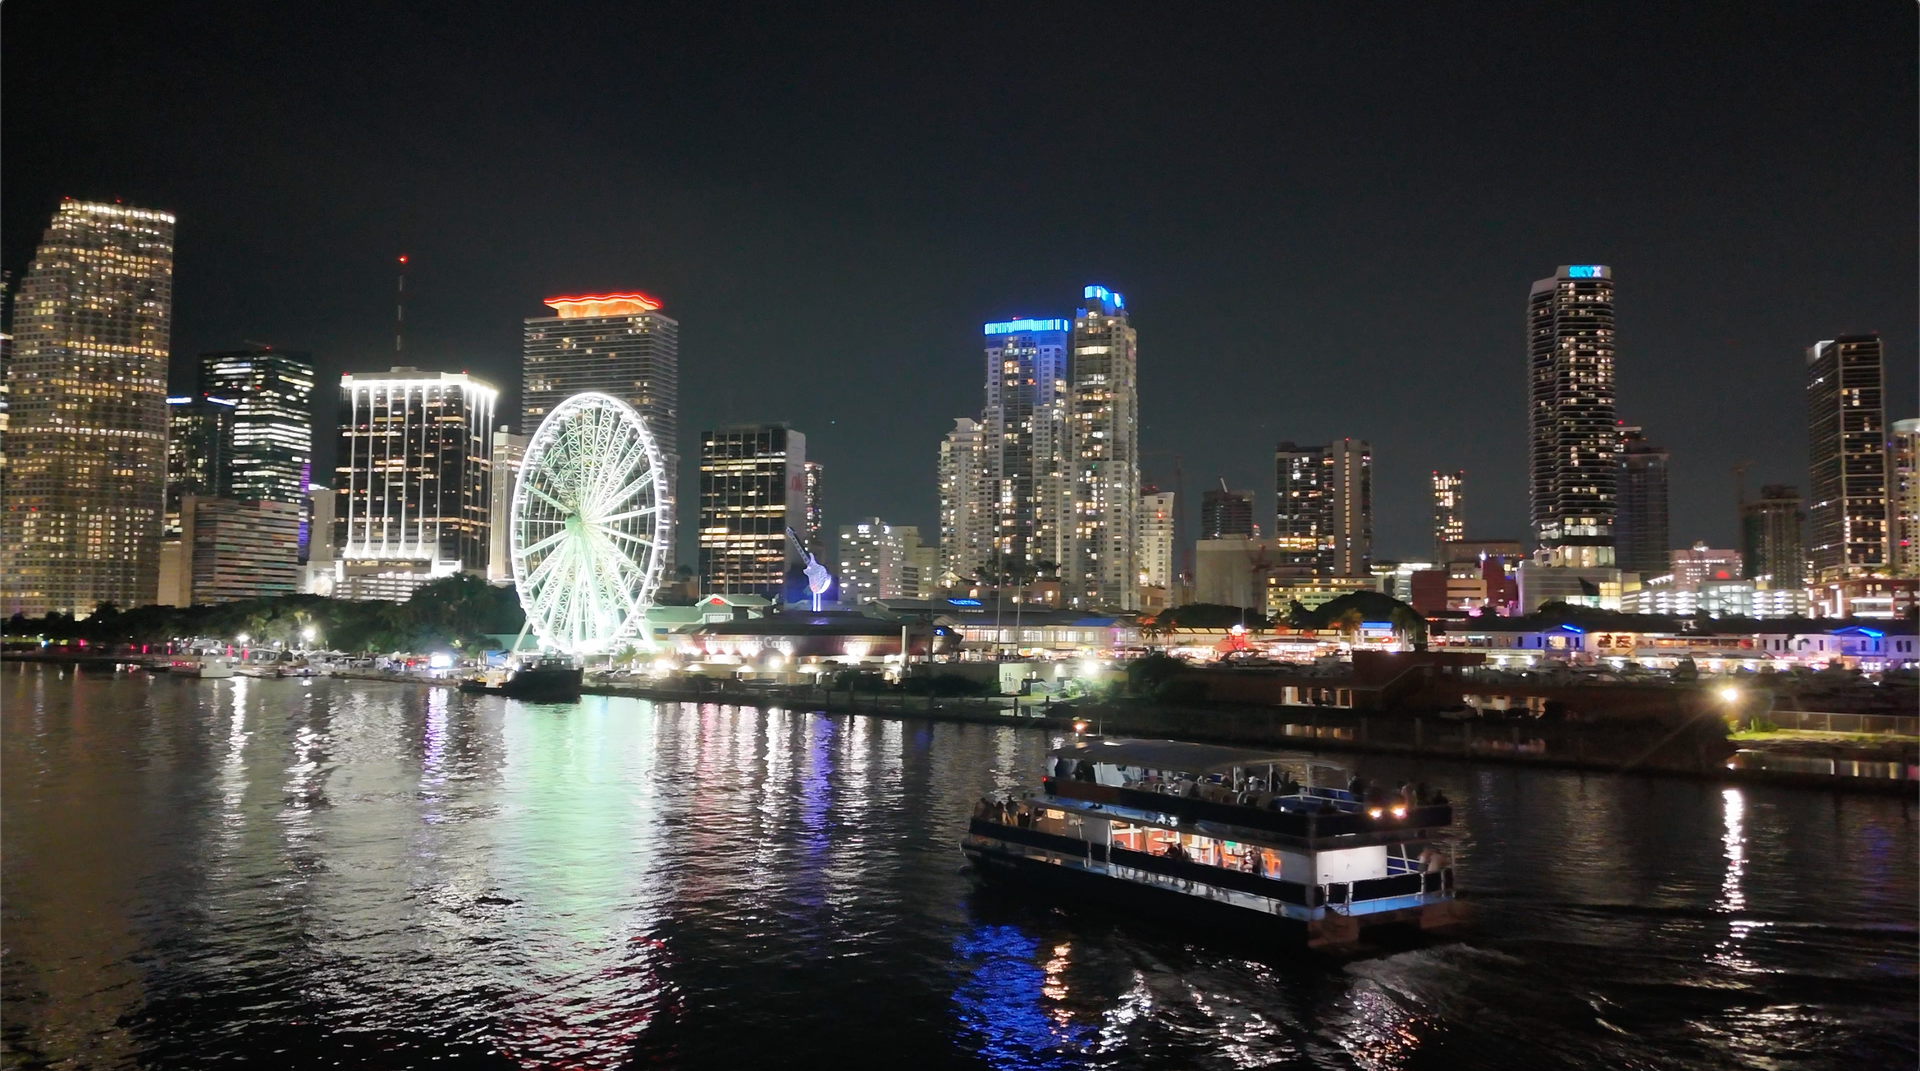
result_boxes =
[236,632,250,646]
[302,626,318,645]
[1719,685,1740,704]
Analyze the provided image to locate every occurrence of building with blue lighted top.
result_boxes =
[1070,285,1140,610]
[982,316,1070,572]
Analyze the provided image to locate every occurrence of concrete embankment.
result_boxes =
[580,681,1916,795]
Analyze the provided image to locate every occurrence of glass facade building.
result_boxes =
[1615,426,1671,579]
[1528,265,1617,550]
[1431,470,1465,560]
[698,423,806,599]
[1069,286,1140,609]
[1805,335,1887,581]
[165,395,232,538]
[198,346,314,507]
[3,200,176,617]
[1201,486,1255,540]
[982,318,1070,571]
[1740,484,1806,587]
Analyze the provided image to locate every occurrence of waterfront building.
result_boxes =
[803,461,825,560]
[165,395,232,538]
[1200,485,1254,539]
[1137,489,1176,592]
[523,292,679,569]
[199,346,314,507]
[1891,418,1919,579]
[1274,439,1371,576]
[1670,542,1743,590]
[1806,335,1888,581]
[486,429,530,584]
[333,368,496,600]
[1528,265,1617,551]
[698,423,806,599]
[938,416,990,586]
[982,317,1070,571]
[1431,470,1464,560]
[167,495,302,605]
[2,200,176,617]
[1069,286,1140,610]
[839,518,906,604]
[1516,554,1623,612]
[1740,484,1805,587]
[1614,426,1670,579]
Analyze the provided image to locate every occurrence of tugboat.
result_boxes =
[458,658,583,701]
[961,738,1466,949]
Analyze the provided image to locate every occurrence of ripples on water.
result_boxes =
[2,664,1913,1069]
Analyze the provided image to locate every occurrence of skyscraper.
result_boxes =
[1069,285,1140,609]
[1431,470,1465,559]
[1740,484,1806,587]
[333,368,496,600]
[1200,486,1254,539]
[1137,489,1176,591]
[1528,265,1617,551]
[1806,335,1887,580]
[1892,418,1920,579]
[938,416,990,586]
[802,461,825,559]
[3,200,176,617]
[1615,426,1671,579]
[698,423,805,599]
[199,346,314,506]
[523,292,679,569]
[1274,441,1372,575]
[486,429,530,584]
[165,395,232,538]
[982,317,1070,572]
[838,518,905,604]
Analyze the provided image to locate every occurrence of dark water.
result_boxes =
[3,664,1914,1070]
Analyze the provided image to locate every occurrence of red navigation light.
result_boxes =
[543,292,664,318]
[398,255,408,263]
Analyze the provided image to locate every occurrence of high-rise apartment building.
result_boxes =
[1806,335,1887,580]
[1740,484,1805,587]
[3,200,176,617]
[1274,440,1372,575]
[302,484,336,595]
[165,395,232,538]
[486,429,530,584]
[1069,286,1140,609]
[938,416,990,586]
[1615,426,1671,579]
[333,368,496,600]
[1137,489,1176,591]
[1669,542,1743,588]
[838,518,905,604]
[1431,470,1465,559]
[698,423,805,599]
[1528,265,1617,551]
[523,292,679,569]
[178,495,303,605]
[1891,418,1920,579]
[898,526,938,600]
[198,346,314,507]
[1200,486,1255,540]
[982,317,1070,571]
[802,461,826,560]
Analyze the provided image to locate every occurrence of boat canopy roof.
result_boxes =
[1048,738,1349,777]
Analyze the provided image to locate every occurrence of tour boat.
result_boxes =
[961,738,1466,949]
[167,655,236,679]
[458,660,583,702]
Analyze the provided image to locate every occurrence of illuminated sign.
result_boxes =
[983,318,1068,336]
[1566,265,1605,278]
[1082,285,1125,309]
[543,292,664,318]
[166,396,193,404]
[947,597,983,606]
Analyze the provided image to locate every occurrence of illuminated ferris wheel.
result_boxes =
[510,392,670,655]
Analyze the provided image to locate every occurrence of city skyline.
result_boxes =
[2,6,1914,567]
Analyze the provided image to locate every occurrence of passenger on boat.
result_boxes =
[1162,842,1189,862]
[1348,775,1367,798]
[1418,845,1445,873]
[1278,774,1300,797]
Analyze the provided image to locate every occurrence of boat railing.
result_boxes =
[1044,778,1451,841]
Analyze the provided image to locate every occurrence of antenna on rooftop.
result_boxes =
[395,255,408,355]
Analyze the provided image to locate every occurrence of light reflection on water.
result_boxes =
[1,665,1914,1070]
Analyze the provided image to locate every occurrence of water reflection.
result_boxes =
[952,925,1091,1068]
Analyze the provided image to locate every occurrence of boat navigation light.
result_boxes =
[1073,720,1091,734]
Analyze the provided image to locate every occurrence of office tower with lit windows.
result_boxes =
[523,292,680,569]
[487,429,530,584]
[1275,440,1372,576]
[1806,335,1888,580]
[938,416,990,586]
[802,461,825,559]
[332,368,496,600]
[1137,489,1176,591]
[2,200,176,617]
[1892,419,1920,578]
[1431,470,1464,559]
[199,346,314,506]
[838,518,906,604]
[1068,285,1140,609]
[1200,486,1254,539]
[1740,484,1806,587]
[982,317,1070,572]
[698,423,806,599]
[1528,265,1618,552]
[165,395,232,538]
[1615,426,1670,579]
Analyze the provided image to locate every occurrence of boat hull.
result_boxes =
[457,666,582,702]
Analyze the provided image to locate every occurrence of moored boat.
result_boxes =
[961,738,1466,949]
[168,655,236,679]
[458,660,583,701]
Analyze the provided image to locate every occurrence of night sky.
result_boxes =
[6,3,1914,565]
